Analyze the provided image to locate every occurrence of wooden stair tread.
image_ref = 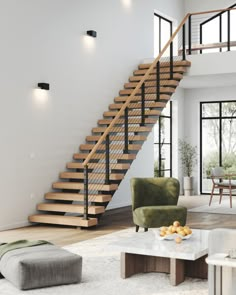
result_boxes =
[79,143,142,151]
[114,94,170,102]
[119,87,175,96]
[103,109,161,117]
[73,153,136,160]
[86,135,147,141]
[129,73,183,82]
[60,171,124,181]
[134,66,188,76]
[45,192,112,202]
[52,182,118,191]
[29,214,98,227]
[97,117,157,125]
[124,80,179,88]
[67,162,131,170]
[37,203,105,214]
[92,126,152,133]
[109,102,166,110]
[138,60,191,69]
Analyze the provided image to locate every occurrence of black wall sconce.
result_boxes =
[38,82,50,90]
[87,30,97,38]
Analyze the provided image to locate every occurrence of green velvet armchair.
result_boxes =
[130,177,187,232]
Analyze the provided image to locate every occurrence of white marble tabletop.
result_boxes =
[206,253,236,267]
[113,228,209,261]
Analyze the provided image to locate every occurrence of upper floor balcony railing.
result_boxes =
[183,5,236,55]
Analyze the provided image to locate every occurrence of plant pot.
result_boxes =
[183,176,194,196]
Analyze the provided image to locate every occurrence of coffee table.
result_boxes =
[114,228,209,286]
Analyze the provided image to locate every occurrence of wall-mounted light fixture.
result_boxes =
[86,30,97,38]
[37,82,50,90]
[121,0,132,11]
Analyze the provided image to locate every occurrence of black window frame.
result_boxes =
[154,101,172,177]
[200,100,236,194]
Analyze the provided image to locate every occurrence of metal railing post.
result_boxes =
[219,14,222,52]
[105,134,110,184]
[141,83,145,126]
[188,14,192,55]
[182,23,186,60]
[83,165,89,220]
[227,10,230,51]
[200,24,203,54]
[170,41,173,79]
[124,107,129,154]
[156,61,160,101]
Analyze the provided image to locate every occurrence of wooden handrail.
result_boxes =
[82,13,190,167]
[190,7,236,16]
[82,6,236,167]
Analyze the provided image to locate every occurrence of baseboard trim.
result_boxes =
[106,201,131,210]
[0,221,30,231]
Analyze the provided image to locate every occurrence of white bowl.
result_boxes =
[155,228,192,241]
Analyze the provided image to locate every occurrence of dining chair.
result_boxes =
[209,167,236,208]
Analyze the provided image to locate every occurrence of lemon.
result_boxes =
[175,236,182,243]
[173,221,180,227]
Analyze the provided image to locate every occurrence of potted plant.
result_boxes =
[178,139,197,196]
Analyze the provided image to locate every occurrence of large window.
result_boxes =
[154,13,172,57]
[200,101,236,193]
[154,101,172,177]
[200,3,236,53]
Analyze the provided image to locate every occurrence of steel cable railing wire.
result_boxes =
[187,7,236,55]
[64,7,236,220]
[81,14,192,220]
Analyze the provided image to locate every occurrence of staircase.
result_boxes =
[29,7,236,228]
[29,59,191,228]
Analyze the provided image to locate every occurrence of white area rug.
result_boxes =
[0,228,207,295]
[188,199,236,214]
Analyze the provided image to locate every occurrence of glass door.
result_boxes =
[200,101,236,193]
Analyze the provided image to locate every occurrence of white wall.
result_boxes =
[0,0,185,230]
[187,51,236,77]
[184,86,236,194]
[171,88,185,193]
[184,0,235,14]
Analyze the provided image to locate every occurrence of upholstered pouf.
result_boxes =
[0,244,82,290]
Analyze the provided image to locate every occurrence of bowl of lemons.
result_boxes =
[157,221,192,243]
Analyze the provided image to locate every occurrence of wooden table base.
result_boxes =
[121,252,208,286]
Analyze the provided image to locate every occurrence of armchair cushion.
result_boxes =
[133,205,187,228]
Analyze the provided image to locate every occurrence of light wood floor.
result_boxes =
[1,195,236,247]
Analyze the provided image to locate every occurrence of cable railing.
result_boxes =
[77,7,236,221]
[187,7,236,55]
[77,14,189,220]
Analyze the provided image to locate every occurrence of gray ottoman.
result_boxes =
[0,244,82,290]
